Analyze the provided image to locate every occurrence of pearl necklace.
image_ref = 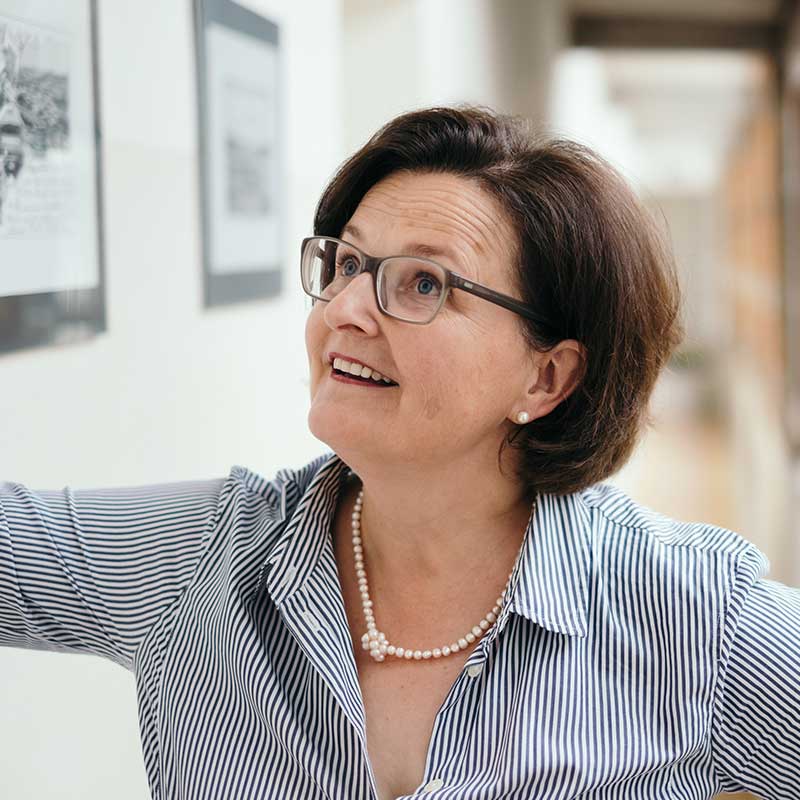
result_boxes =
[353,486,533,663]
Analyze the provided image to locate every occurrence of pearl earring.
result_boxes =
[516,411,530,424]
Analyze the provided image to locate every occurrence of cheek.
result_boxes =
[419,375,448,421]
[413,351,476,422]
[305,304,324,341]
[304,309,325,374]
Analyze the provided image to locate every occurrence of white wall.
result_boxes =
[0,0,343,796]
[342,0,566,154]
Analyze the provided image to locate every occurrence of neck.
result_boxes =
[335,447,536,616]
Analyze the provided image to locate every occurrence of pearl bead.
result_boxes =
[351,485,536,666]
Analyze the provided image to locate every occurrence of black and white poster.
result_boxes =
[195,0,282,307]
[0,0,104,355]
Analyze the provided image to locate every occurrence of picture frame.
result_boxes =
[0,0,105,356]
[194,0,283,307]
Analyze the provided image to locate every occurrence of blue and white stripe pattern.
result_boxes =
[2,450,799,799]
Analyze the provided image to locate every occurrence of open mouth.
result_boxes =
[330,365,399,387]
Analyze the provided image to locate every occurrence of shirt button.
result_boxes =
[279,565,298,588]
[467,663,483,678]
[300,610,322,632]
[423,778,444,792]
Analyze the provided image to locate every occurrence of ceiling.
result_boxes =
[569,0,782,22]
[557,0,782,194]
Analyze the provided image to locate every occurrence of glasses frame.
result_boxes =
[301,235,557,328]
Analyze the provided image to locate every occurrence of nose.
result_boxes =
[322,271,382,334]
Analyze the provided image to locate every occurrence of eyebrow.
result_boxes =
[341,223,464,270]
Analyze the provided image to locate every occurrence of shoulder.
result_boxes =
[577,482,771,605]
[193,451,340,596]
[580,481,768,566]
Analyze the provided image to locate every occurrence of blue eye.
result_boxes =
[338,256,360,277]
[415,273,442,296]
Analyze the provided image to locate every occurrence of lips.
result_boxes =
[329,366,397,388]
[326,351,398,385]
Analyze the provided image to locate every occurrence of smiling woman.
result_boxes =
[308,107,684,501]
[2,105,799,800]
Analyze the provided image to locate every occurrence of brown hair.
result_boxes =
[313,105,685,498]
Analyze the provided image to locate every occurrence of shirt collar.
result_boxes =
[502,487,591,638]
[261,451,349,605]
[262,451,590,639]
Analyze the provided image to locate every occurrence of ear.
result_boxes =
[522,340,588,420]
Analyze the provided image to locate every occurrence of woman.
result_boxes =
[2,105,799,800]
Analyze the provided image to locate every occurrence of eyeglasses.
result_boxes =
[300,235,556,327]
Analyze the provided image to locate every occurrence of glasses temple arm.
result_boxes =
[449,273,557,329]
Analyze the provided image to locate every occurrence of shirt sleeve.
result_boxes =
[0,475,226,670]
[711,547,800,798]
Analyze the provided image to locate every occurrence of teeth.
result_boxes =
[332,357,395,384]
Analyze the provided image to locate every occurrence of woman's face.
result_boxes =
[304,170,541,470]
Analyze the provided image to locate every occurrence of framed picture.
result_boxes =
[0,0,105,356]
[194,0,283,307]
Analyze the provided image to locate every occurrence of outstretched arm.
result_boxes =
[0,476,225,670]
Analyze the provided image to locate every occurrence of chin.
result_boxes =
[308,404,358,447]
[307,406,387,461]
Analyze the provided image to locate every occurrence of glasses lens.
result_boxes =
[301,238,446,323]
[380,257,446,323]
[302,238,363,300]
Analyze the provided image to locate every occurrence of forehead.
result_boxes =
[344,171,516,282]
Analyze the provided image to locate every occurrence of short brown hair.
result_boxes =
[313,105,685,498]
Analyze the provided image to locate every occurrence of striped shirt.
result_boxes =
[2,449,799,799]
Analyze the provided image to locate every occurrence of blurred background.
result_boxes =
[1,0,798,797]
